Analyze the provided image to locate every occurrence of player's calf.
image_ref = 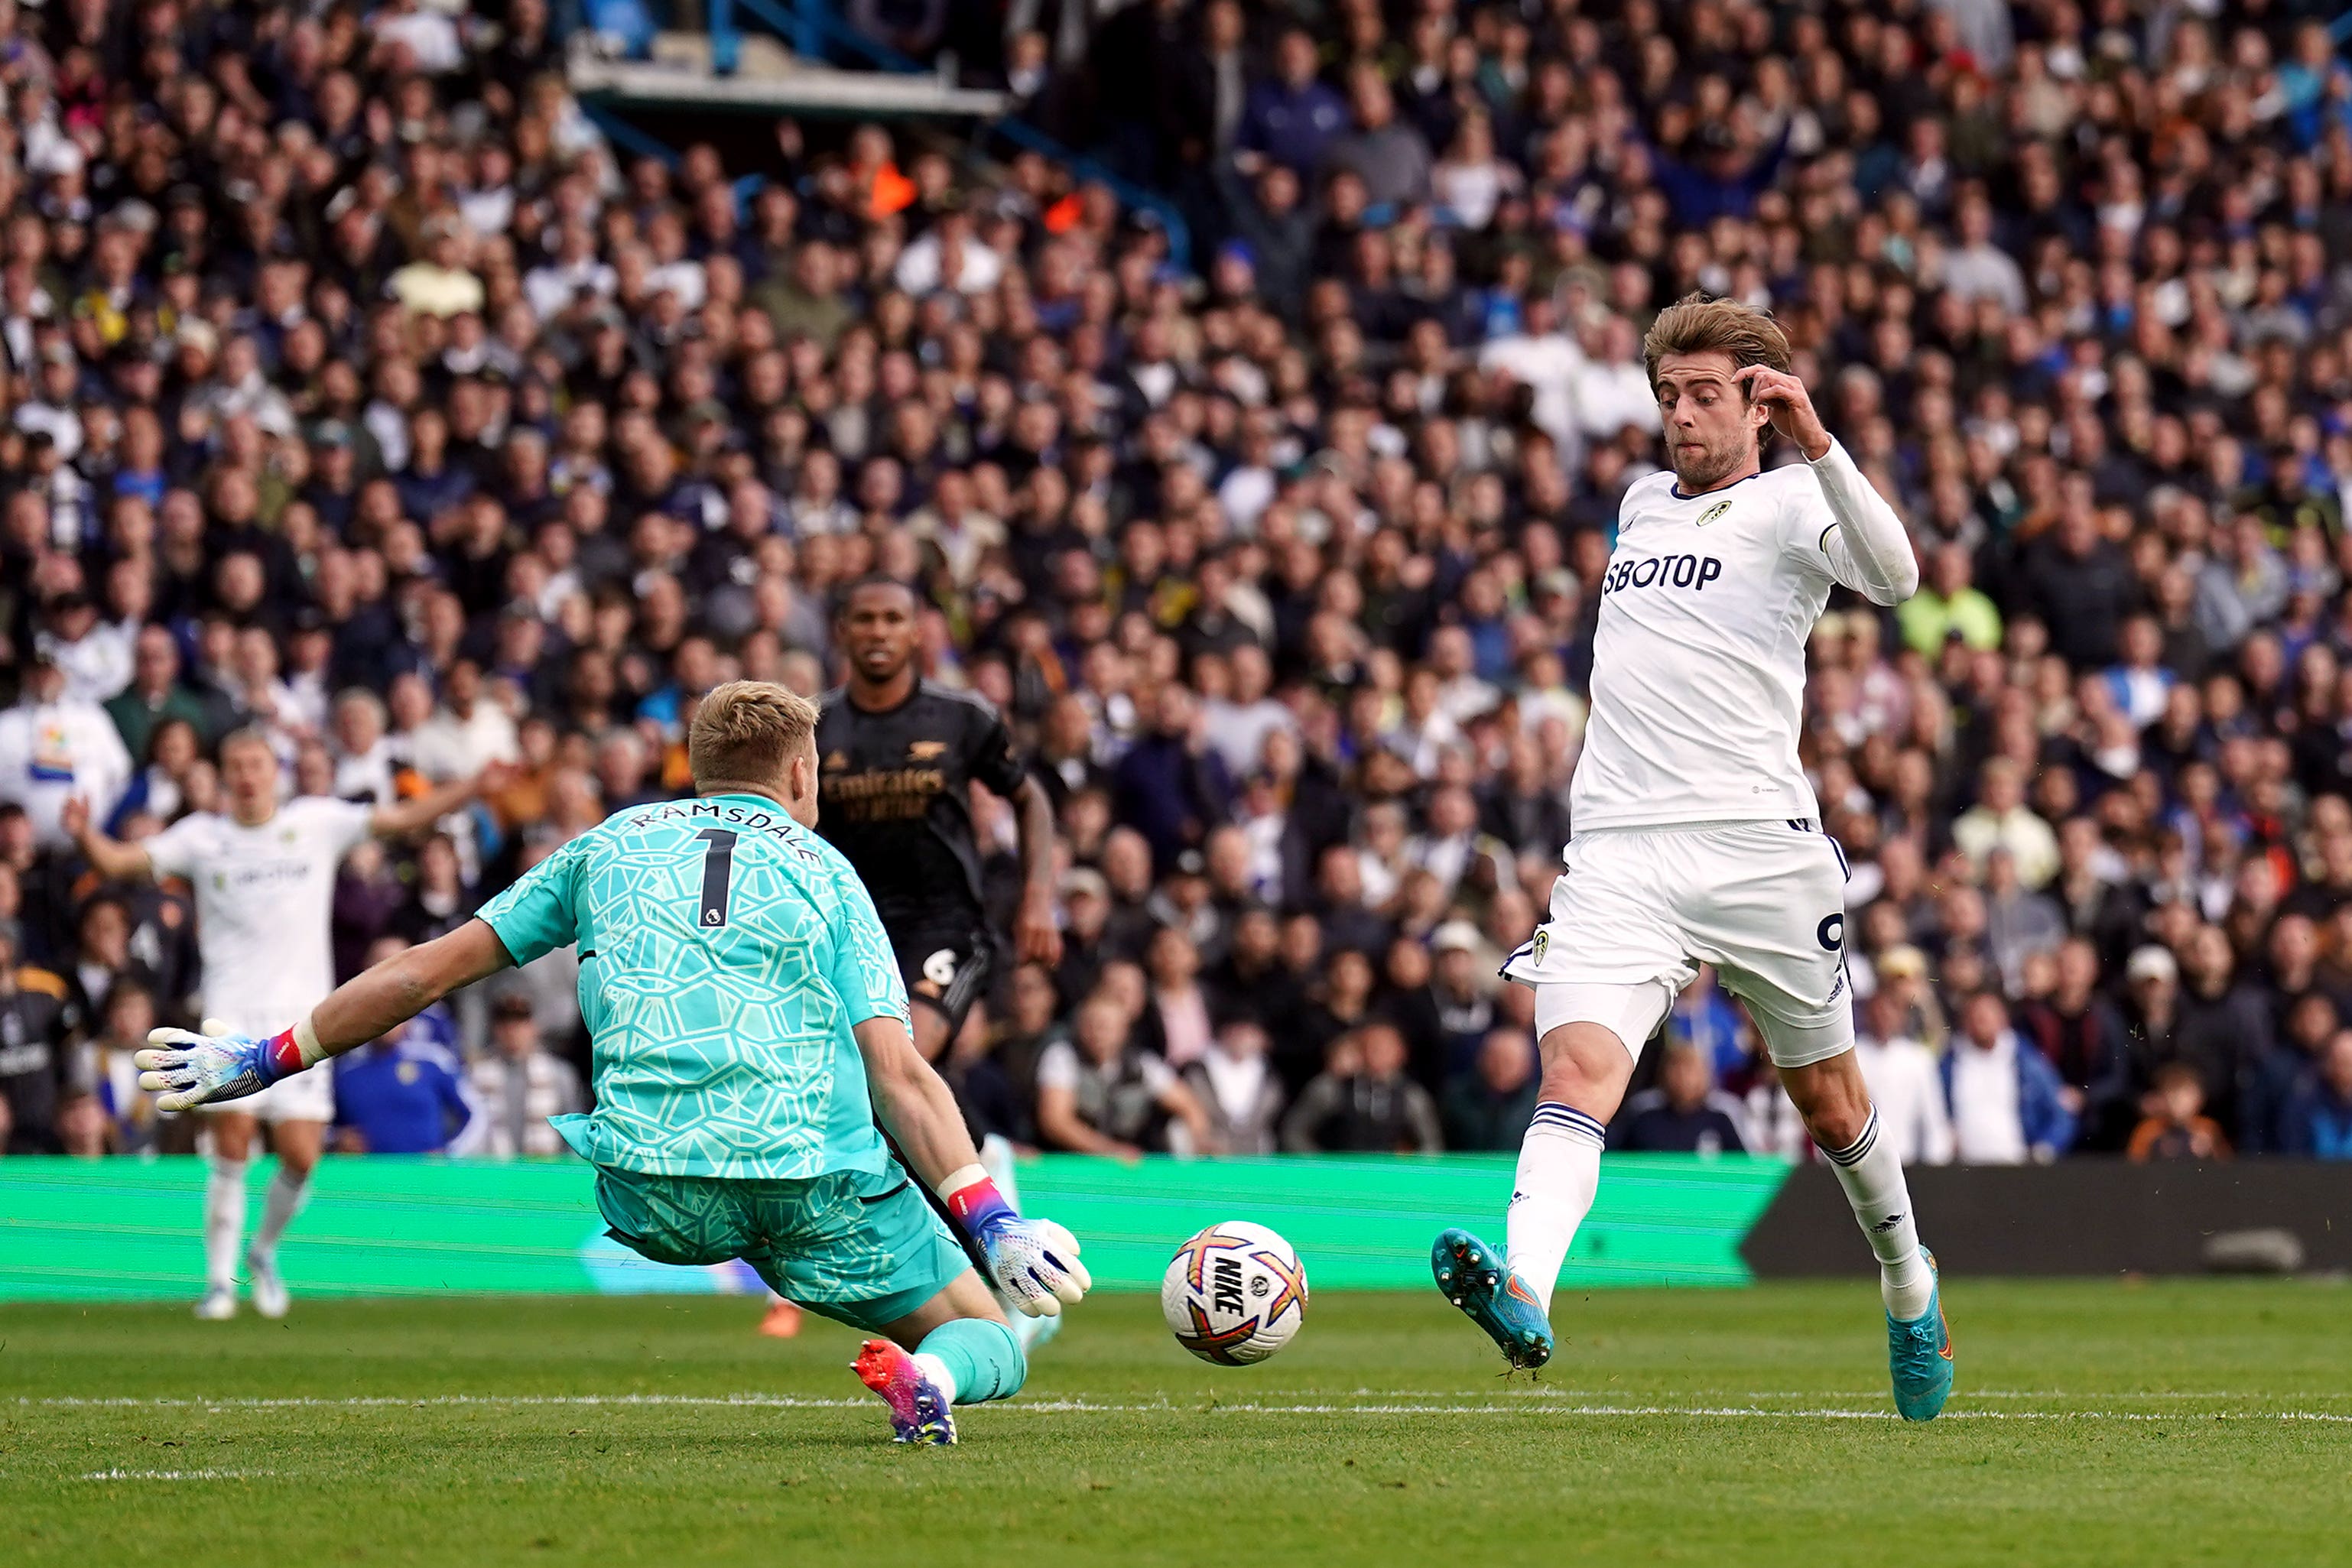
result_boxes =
[1777,1046,1952,1419]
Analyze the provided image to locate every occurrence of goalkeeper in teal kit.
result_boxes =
[136,682,1087,1446]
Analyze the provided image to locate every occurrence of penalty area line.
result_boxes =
[78,1469,277,1481]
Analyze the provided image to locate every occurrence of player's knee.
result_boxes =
[1779,1047,1872,1148]
[1534,1024,1634,1114]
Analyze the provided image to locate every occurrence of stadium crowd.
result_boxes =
[1,0,2350,1168]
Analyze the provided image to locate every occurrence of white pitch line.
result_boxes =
[79,1469,275,1481]
[21,1394,2352,1424]
[1246,1387,2342,1403]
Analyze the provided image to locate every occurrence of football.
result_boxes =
[1160,1221,1309,1365]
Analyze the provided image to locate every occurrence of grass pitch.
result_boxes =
[5,1281,2348,1567]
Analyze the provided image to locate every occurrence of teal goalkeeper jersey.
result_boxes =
[476,794,911,1180]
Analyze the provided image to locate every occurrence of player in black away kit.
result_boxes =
[750,577,1064,1342]
[817,576,1063,1061]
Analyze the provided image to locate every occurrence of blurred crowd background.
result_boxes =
[2,0,2351,1167]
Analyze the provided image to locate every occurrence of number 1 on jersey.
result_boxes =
[694,828,738,928]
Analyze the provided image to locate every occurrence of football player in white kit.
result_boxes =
[1433,295,1954,1421]
[67,728,495,1319]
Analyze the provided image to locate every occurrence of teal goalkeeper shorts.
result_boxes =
[591,1161,973,1333]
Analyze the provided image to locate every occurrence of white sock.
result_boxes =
[1009,1307,1056,1352]
[251,1168,310,1263]
[203,1157,249,1291]
[1821,1109,1933,1320]
[1504,1102,1607,1316]
[974,1134,1043,1343]
[911,1351,959,1405]
[979,1132,1021,1208]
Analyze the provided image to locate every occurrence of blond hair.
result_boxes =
[687,680,820,790]
[1642,293,1792,388]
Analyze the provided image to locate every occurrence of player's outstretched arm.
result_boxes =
[61,796,153,881]
[135,920,514,1112]
[369,765,507,839]
[856,1015,1091,1316]
[1733,362,1921,605]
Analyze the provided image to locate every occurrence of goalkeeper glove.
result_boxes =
[940,1167,1090,1317]
[135,1018,317,1112]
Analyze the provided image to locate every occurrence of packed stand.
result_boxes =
[1,0,2350,1167]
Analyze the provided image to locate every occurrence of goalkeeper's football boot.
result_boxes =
[1887,1248,1953,1422]
[853,1339,957,1446]
[1432,1228,1552,1370]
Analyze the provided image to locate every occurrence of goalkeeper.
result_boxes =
[138,681,1087,1446]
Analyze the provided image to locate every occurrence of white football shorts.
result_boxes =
[1503,820,1856,1069]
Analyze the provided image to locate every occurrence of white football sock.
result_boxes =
[911,1351,960,1405]
[250,1168,310,1263]
[1505,1102,1607,1316]
[1820,1109,1933,1320]
[976,1133,1049,1346]
[203,1157,249,1291]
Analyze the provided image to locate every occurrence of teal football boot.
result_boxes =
[1432,1229,1553,1371]
[1887,1248,1953,1422]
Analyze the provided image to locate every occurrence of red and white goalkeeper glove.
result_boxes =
[135,1018,324,1112]
[940,1166,1090,1317]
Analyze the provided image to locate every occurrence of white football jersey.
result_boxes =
[1571,457,1878,834]
[145,797,375,1035]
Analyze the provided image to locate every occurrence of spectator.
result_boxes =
[111,717,209,833]
[105,626,219,768]
[1854,991,1955,1167]
[465,992,584,1158]
[1425,921,1497,1075]
[332,940,476,1154]
[1611,1042,1749,1156]
[1035,992,1210,1158]
[1441,1027,1539,1153]
[1983,847,2065,995]
[1951,758,2060,891]
[391,833,474,946]
[0,927,73,1152]
[1897,545,2003,659]
[0,651,132,851]
[2166,925,2272,1144]
[37,589,134,705]
[62,891,157,1025]
[1180,1019,1285,1157]
[1320,65,1434,210]
[2282,1031,2352,1160]
[1280,1022,1441,1154]
[2127,1063,2233,1163]
[79,981,166,1155]
[1143,926,1215,1070]
[1111,684,1232,875]
[54,1087,109,1159]
[2017,938,2135,1151]
[1941,992,2077,1165]
[1233,28,1348,181]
